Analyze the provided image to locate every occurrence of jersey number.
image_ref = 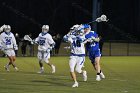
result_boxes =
[90,42,96,47]
[39,40,45,45]
[6,39,11,45]
[73,40,81,47]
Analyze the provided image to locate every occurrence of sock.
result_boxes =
[75,81,78,83]
[15,67,18,70]
[41,67,44,70]
[100,70,102,73]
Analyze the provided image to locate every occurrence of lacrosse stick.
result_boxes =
[87,14,109,24]
[24,35,34,44]
[68,15,109,35]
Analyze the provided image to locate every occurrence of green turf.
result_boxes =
[0,56,140,93]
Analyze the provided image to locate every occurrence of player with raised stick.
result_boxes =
[63,24,87,88]
[82,24,105,81]
[0,25,18,71]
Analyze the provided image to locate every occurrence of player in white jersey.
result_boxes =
[35,25,55,74]
[0,25,18,71]
[63,25,87,88]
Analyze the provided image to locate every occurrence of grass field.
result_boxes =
[0,56,140,93]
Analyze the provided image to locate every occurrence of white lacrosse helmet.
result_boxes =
[4,25,11,33]
[42,25,49,33]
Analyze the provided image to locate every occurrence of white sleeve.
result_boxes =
[35,36,39,43]
[0,34,2,47]
[0,25,5,32]
[12,34,18,50]
[0,27,3,32]
[67,36,73,44]
[63,34,73,44]
[47,34,55,45]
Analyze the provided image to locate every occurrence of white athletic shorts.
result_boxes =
[4,49,15,56]
[69,56,85,73]
[37,51,50,63]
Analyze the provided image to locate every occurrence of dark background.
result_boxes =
[0,0,140,41]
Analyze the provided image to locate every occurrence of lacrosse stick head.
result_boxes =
[42,25,49,33]
[24,35,32,42]
[96,14,109,22]
[100,14,108,22]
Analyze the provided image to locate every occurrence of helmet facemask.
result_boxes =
[4,25,11,34]
[42,25,49,33]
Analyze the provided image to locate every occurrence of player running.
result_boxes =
[0,25,18,71]
[35,25,55,74]
[63,25,87,88]
[82,24,105,81]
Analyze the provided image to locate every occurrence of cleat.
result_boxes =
[96,75,101,81]
[83,71,87,81]
[100,72,105,79]
[72,82,78,88]
[4,66,10,72]
[15,67,19,72]
[37,69,44,74]
[51,65,55,73]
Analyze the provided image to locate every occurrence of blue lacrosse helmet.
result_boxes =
[82,24,91,29]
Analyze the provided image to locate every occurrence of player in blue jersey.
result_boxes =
[83,24,105,81]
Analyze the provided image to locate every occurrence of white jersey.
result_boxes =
[35,33,55,51]
[66,34,85,56]
[0,32,17,50]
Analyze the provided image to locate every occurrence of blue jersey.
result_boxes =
[85,31,101,62]
[85,31,100,52]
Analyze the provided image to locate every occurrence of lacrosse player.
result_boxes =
[35,25,55,74]
[63,25,87,88]
[0,25,18,71]
[82,24,105,81]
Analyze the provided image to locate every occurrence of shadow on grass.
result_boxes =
[31,80,70,87]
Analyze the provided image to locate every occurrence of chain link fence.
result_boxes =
[0,41,140,57]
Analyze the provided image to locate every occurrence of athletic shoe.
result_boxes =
[51,65,55,73]
[4,66,10,72]
[14,67,19,72]
[37,69,44,74]
[83,71,87,81]
[72,82,78,88]
[100,72,105,79]
[96,75,101,81]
